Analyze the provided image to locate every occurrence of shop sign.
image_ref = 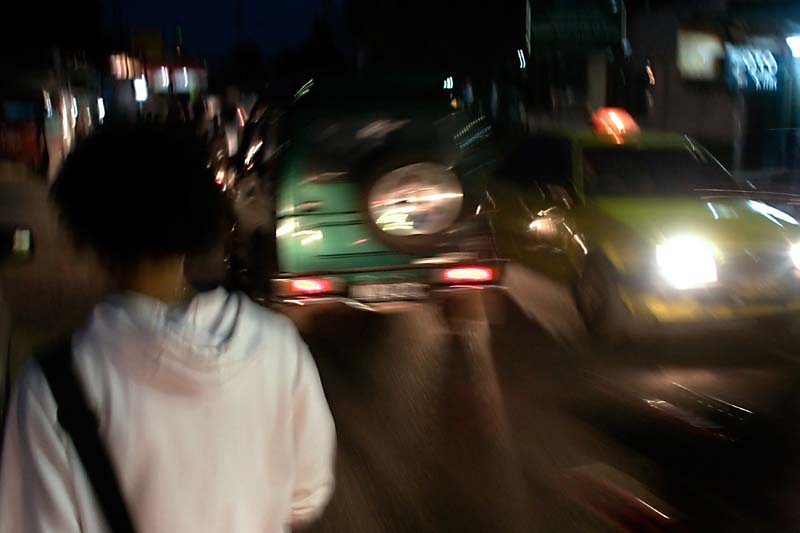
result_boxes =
[725,45,779,92]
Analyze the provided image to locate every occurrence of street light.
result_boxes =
[787,35,800,58]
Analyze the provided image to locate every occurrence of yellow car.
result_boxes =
[489,108,800,339]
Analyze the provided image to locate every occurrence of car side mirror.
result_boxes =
[0,227,34,263]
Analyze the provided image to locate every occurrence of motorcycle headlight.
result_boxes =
[368,163,463,236]
[656,236,718,289]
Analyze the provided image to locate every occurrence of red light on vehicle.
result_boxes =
[442,267,493,283]
[290,278,332,294]
[591,107,639,143]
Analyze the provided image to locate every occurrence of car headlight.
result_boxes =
[656,236,718,289]
[368,162,463,236]
[791,244,800,270]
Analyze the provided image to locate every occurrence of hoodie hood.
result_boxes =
[84,288,258,392]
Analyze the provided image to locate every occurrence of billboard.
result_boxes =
[677,30,724,81]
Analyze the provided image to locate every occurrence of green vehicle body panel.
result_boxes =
[269,85,494,278]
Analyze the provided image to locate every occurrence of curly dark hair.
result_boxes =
[51,124,227,274]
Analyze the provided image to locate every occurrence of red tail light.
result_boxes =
[290,278,332,295]
[442,267,493,283]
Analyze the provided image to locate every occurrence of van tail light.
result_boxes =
[441,266,494,283]
[290,278,332,295]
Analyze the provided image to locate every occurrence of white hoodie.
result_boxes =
[0,288,335,533]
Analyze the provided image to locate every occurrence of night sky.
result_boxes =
[103,0,325,60]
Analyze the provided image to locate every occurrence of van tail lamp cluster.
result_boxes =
[274,265,497,301]
[590,107,639,143]
[273,277,340,297]
[441,266,494,283]
[291,278,332,294]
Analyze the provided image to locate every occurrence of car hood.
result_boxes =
[588,196,800,252]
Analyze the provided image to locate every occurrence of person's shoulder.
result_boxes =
[235,293,302,342]
[11,355,58,422]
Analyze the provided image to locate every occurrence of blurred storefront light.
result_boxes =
[725,45,779,92]
[97,98,105,122]
[677,30,724,81]
[133,77,149,102]
[110,53,143,80]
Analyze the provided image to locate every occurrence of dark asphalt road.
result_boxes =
[4,171,800,531]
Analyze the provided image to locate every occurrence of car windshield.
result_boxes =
[583,146,738,195]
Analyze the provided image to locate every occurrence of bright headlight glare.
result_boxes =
[791,244,800,270]
[368,162,463,236]
[656,236,718,289]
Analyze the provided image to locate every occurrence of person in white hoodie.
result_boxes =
[0,125,336,532]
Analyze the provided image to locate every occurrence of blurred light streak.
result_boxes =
[42,91,52,118]
[160,66,170,88]
[706,202,719,220]
[133,77,149,102]
[787,35,800,58]
[791,244,800,270]
[635,497,671,520]
[574,235,588,255]
[276,219,296,238]
[443,267,493,282]
[60,96,70,142]
[71,97,78,128]
[294,79,314,100]
[517,49,526,69]
[748,200,797,225]
[375,209,414,232]
[244,140,262,166]
[297,230,323,246]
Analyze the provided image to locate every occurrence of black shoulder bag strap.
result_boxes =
[38,342,136,533]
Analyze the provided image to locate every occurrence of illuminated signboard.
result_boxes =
[677,30,724,81]
[725,45,779,92]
